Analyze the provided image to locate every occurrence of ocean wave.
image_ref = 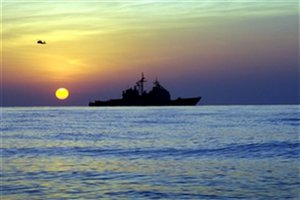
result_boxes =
[2,142,299,159]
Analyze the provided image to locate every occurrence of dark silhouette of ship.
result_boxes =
[89,73,201,106]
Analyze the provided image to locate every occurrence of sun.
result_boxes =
[55,88,69,100]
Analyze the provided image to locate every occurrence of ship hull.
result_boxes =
[89,97,201,106]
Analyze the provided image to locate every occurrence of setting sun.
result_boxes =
[55,88,69,100]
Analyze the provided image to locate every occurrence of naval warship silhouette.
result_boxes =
[89,73,201,106]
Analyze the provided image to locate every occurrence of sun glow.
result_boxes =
[55,88,69,100]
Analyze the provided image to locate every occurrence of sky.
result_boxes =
[1,0,299,106]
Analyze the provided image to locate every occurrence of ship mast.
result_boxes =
[136,72,146,95]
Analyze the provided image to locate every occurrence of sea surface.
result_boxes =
[1,105,299,199]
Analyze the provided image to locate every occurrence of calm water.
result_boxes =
[1,105,299,199]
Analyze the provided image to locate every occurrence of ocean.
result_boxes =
[1,105,299,199]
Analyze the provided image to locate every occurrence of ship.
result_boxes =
[89,73,201,106]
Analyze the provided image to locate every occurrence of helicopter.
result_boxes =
[37,40,46,45]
